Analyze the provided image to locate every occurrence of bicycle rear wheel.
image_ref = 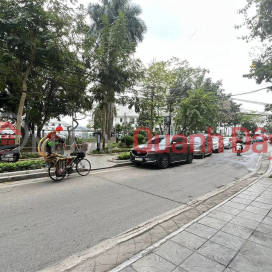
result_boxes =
[76,159,91,176]
[48,165,66,181]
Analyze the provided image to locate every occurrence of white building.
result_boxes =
[42,119,90,138]
[114,106,139,127]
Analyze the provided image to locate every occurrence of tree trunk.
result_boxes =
[102,102,107,151]
[37,127,42,138]
[159,124,163,134]
[106,102,114,141]
[15,83,27,145]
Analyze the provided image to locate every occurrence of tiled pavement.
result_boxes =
[85,154,117,170]
[118,177,272,272]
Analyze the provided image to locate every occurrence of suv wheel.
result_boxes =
[186,153,193,164]
[159,154,169,169]
[201,153,205,159]
[13,153,19,162]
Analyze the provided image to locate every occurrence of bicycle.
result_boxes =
[48,150,91,181]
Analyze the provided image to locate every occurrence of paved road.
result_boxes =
[0,146,262,271]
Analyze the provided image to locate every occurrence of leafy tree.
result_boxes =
[88,0,147,44]
[264,123,272,134]
[241,120,258,134]
[87,0,146,148]
[237,0,272,43]
[115,123,122,134]
[88,12,142,149]
[174,89,219,135]
[141,60,174,132]
[25,50,91,138]
[93,106,102,131]
[0,0,86,143]
[237,0,272,89]
[216,94,241,130]
[137,111,150,128]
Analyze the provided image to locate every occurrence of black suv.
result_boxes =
[130,135,194,169]
[0,145,20,162]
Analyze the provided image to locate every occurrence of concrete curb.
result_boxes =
[107,159,131,164]
[0,162,133,183]
[39,151,271,272]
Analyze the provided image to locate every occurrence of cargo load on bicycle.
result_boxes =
[38,131,91,181]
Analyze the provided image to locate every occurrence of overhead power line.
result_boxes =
[231,86,272,97]
[232,98,272,105]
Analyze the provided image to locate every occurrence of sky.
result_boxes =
[76,0,272,121]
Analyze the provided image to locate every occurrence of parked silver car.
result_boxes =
[223,137,232,149]
[188,134,213,158]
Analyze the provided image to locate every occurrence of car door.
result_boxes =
[171,137,186,161]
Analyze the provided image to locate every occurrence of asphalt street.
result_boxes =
[0,146,262,271]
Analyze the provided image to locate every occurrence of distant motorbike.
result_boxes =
[236,143,243,156]
[0,145,20,162]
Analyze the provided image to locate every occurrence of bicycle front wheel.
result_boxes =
[76,159,91,176]
[48,165,66,181]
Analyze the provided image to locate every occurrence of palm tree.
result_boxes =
[88,0,147,44]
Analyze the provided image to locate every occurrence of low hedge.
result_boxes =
[0,160,46,173]
[20,152,41,159]
[121,136,134,147]
[75,139,93,144]
[92,148,131,154]
[117,153,130,160]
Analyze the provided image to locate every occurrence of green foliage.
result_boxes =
[136,134,145,145]
[174,89,219,135]
[88,0,147,44]
[121,136,134,147]
[121,123,134,136]
[75,139,93,144]
[117,153,130,160]
[20,153,41,159]
[115,124,122,134]
[217,94,241,127]
[0,160,46,173]
[238,1,272,88]
[111,148,131,153]
[92,150,101,154]
[241,120,258,134]
[137,111,150,128]
[88,10,143,141]
[21,137,39,147]
[152,131,160,136]
[93,106,102,131]
[237,0,272,42]
[138,130,147,138]
[0,0,90,137]
[264,123,272,134]
[141,60,174,131]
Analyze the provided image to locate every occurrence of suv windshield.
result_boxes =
[147,137,165,144]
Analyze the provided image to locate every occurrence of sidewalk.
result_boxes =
[115,177,272,272]
[41,151,271,272]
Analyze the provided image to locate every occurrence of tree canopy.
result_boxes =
[238,0,272,89]
[0,0,93,140]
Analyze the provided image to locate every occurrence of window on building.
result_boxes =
[51,123,55,126]
[120,118,122,122]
